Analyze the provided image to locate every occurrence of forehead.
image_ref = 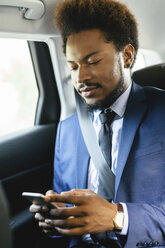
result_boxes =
[66,29,116,61]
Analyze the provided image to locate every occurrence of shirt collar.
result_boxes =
[110,82,132,117]
[93,82,132,123]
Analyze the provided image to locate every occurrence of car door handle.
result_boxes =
[0,0,45,20]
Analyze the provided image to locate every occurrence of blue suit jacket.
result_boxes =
[53,82,165,248]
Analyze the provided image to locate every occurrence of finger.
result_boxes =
[29,204,42,213]
[41,205,49,212]
[35,213,45,221]
[53,202,66,208]
[30,204,50,214]
[45,216,87,228]
[49,205,85,218]
[45,192,66,208]
[45,189,91,205]
[45,194,74,204]
[55,226,89,236]
[38,221,54,229]
[39,221,63,236]
[45,190,57,196]
[43,228,61,236]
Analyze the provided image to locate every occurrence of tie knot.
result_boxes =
[99,109,115,125]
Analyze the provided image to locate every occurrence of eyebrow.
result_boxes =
[67,51,101,64]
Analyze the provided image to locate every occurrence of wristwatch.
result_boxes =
[113,203,124,232]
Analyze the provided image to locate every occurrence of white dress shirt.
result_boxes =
[87,83,132,236]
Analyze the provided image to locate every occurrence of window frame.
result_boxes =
[28,41,61,125]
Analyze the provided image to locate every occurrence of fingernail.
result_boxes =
[45,219,51,223]
[55,227,61,232]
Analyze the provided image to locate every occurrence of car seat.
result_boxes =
[132,63,165,89]
[0,183,12,248]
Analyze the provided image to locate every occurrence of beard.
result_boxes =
[86,61,125,112]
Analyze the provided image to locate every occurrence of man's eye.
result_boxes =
[70,67,78,71]
[88,59,102,65]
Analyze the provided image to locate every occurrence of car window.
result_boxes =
[0,38,38,137]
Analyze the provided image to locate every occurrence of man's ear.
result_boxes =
[122,44,134,68]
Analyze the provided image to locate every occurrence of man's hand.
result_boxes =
[29,190,66,235]
[44,189,117,236]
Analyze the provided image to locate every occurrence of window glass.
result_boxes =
[0,39,38,137]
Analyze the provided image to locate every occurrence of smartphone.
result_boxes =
[22,192,58,208]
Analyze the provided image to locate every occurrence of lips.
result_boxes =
[79,86,98,97]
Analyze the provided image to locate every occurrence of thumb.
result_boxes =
[45,190,57,196]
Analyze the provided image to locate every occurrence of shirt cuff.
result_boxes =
[119,202,129,235]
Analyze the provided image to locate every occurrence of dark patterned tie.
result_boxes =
[91,109,121,247]
[99,109,116,167]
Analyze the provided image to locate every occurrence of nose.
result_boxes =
[76,65,92,84]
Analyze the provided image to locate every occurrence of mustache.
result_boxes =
[77,82,100,92]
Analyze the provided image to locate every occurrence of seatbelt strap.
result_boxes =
[75,91,115,200]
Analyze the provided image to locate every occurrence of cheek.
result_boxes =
[99,71,117,89]
[102,64,121,89]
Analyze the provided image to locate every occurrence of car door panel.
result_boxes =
[0,124,57,248]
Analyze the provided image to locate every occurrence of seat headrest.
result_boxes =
[132,63,165,90]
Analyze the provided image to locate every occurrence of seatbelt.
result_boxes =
[75,91,115,201]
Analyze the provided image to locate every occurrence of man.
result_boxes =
[30,0,165,247]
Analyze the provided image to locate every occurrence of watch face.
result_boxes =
[113,212,124,230]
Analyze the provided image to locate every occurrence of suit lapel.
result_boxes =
[115,83,148,199]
